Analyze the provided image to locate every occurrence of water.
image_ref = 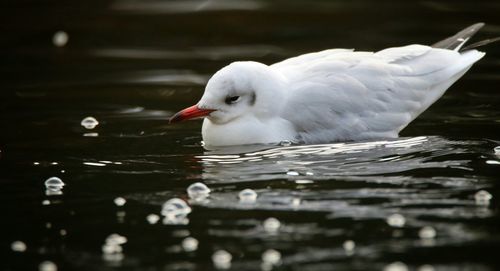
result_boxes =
[1,0,500,270]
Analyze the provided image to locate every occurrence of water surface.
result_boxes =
[1,0,500,270]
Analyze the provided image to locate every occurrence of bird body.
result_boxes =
[170,23,496,147]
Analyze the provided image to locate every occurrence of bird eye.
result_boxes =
[225,96,240,105]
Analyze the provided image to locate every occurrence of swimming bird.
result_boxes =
[170,23,498,147]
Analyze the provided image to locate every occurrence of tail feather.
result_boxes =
[460,37,500,52]
[432,23,485,51]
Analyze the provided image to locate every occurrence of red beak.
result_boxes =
[169,105,215,124]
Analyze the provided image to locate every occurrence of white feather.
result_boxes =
[272,45,484,143]
[194,45,484,147]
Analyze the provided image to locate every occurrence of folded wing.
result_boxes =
[272,45,484,143]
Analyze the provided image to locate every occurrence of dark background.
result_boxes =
[1,0,499,270]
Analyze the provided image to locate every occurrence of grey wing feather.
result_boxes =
[432,22,484,51]
[461,37,500,51]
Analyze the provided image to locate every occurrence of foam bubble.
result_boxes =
[146,214,160,224]
[419,226,436,239]
[383,262,409,271]
[187,182,211,200]
[474,190,492,206]
[39,261,57,271]
[263,217,281,233]
[418,264,435,271]
[238,189,257,203]
[105,233,127,246]
[44,177,65,192]
[11,241,27,252]
[161,198,191,224]
[386,214,406,228]
[343,240,355,253]
[52,31,68,47]
[262,249,281,265]
[81,116,99,129]
[114,197,126,207]
[212,250,232,269]
[182,237,199,252]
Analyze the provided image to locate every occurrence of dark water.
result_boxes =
[1,0,500,270]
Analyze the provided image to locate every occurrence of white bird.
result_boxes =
[170,23,498,147]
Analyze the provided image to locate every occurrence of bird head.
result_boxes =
[169,61,286,125]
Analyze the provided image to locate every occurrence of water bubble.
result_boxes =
[116,211,126,223]
[474,190,492,206]
[39,261,57,271]
[386,214,406,228]
[343,240,355,254]
[163,216,189,225]
[102,234,126,264]
[102,243,123,254]
[383,262,409,271]
[418,265,435,271]
[102,252,124,264]
[291,198,301,207]
[114,197,126,207]
[42,200,51,205]
[295,179,313,184]
[146,214,160,224]
[212,250,232,269]
[44,177,65,192]
[187,182,211,200]
[286,170,299,176]
[34,162,40,165]
[238,189,257,203]
[162,198,191,217]
[263,217,281,233]
[52,31,68,47]
[45,189,62,196]
[262,249,281,265]
[161,198,191,224]
[279,140,292,146]
[419,226,436,239]
[83,133,99,137]
[60,229,67,236]
[11,241,27,252]
[182,237,199,252]
[494,146,500,155]
[105,234,127,246]
[81,116,99,129]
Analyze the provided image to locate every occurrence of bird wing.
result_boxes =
[271,45,484,143]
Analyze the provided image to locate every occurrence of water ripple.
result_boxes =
[197,136,478,182]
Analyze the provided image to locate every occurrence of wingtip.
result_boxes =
[432,23,487,50]
[470,22,485,31]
